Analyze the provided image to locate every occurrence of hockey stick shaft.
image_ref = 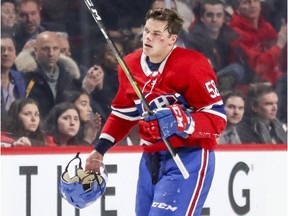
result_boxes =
[83,0,189,179]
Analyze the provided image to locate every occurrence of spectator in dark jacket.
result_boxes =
[14,31,81,119]
[14,0,46,52]
[185,0,244,92]
[217,91,245,144]
[237,83,287,144]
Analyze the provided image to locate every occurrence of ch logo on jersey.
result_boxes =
[146,94,177,109]
[171,105,188,131]
[135,93,178,115]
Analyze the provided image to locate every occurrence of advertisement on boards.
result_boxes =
[1,146,287,216]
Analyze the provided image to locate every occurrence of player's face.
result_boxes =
[201,4,225,35]
[18,1,41,35]
[1,2,16,28]
[74,94,92,122]
[19,103,40,132]
[252,92,278,122]
[1,38,16,70]
[236,0,261,21]
[224,96,245,125]
[143,19,178,63]
[34,33,60,71]
[57,109,80,138]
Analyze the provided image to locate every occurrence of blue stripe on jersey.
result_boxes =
[111,106,140,121]
[200,101,227,120]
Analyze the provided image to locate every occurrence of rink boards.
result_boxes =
[1,145,287,216]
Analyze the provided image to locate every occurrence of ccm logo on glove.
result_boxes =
[139,104,195,140]
[170,105,188,131]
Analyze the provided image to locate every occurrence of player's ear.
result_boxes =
[169,34,178,45]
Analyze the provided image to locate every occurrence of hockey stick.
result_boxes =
[83,0,189,179]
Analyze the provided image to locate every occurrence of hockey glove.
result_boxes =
[140,104,195,140]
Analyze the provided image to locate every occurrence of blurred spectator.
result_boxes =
[14,0,47,52]
[217,91,245,144]
[237,83,287,144]
[39,0,68,29]
[125,38,143,54]
[44,102,81,146]
[1,33,26,114]
[151,0,195,32]
[87,0,153,36]
[150,0,177,16]
[1,98,55,147]
[228,0,287,86]
[1,0,17,36]
[14,31,81,119]
[60,89,102,145]
[275,73,287,124]
[260,0,287,31]
[55,31,89,80]
[81,65,108,123]
[89,41,125,121]
[82,65,104,94]
[55,31,71,57]
[185,0,244,92]
[89,41,140,145]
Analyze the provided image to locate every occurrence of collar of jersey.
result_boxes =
[140,46,177,77]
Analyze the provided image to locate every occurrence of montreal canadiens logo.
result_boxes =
[145,93,178,110]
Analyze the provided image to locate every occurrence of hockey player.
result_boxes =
[85,8,226,216]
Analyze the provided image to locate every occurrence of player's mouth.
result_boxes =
[144,43,152,48]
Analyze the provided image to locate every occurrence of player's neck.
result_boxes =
[149,46,174,63]
[146,57,161,71]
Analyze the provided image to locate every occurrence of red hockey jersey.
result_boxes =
[100,47,227,152]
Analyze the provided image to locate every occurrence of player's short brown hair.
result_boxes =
[145,8,184,36]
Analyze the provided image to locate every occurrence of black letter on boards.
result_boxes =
[102,164,117,216]
[19,166,38,216]
[229,162,250,215]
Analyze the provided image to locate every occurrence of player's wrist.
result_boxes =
[184,114,195,135]
[93,138,115,155]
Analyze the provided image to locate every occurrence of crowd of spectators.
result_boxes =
[1,0,287,146]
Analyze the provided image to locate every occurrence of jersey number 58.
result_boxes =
[205,80,220,98]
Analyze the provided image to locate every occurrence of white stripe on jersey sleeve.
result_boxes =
[111,106,140,121]
[198,100,227,121]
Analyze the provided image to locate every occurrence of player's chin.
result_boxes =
[143,48,152,56]
[143,44,152,51]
